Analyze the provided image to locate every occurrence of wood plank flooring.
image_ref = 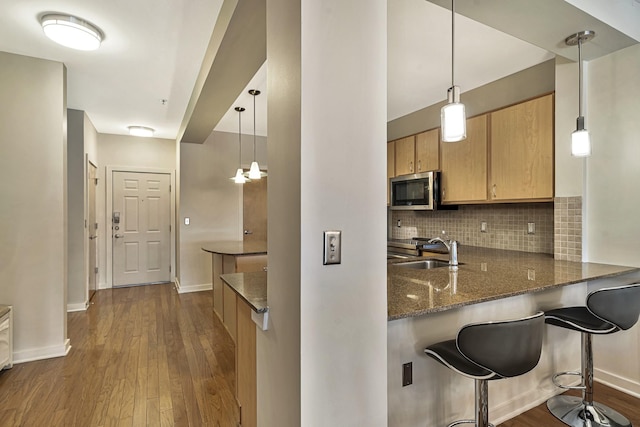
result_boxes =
[0,284,238,427]
[1,283,639,426]
[500,384,640,426]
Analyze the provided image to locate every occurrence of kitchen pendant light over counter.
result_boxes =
[231,107,248,184]
[246,89,266,180]
[440,0,466,142]
[40,14,103,51]
[566,30,595,157]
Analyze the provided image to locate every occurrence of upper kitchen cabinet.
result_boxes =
[415,128,439,173]
[394,135,415,176]
[490,94,554,201]
[387,141,395,205]
[440,114,488,203]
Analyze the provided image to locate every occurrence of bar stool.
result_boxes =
[545,283,640,427]
[424,312,544,427]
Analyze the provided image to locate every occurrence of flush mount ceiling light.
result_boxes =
[231,107,248,184]
[566,30,595,157]
[246,89,267,180]
[440,0,466,142]
[40,14,103,51]
[128,126,155,137]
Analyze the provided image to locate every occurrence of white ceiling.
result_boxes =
[0,0,222,140]
[1,1,637,141]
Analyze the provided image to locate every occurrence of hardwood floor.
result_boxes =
[1,284,640,426]
[0,284,238,427]
[500,384,640,426]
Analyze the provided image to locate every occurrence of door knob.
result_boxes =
[89,235,97,240]
[114,234,124,239]
[244,230,253,235]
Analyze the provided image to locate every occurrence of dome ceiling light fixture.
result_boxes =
[40,14,104,51]
[128,126,155,137]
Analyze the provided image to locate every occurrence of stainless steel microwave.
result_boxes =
[390,171,442,210]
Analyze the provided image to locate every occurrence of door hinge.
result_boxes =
[169,265,172,273]
[94,222,98,230]
[95,267,99,274]
[169,224,171,232]
[85,219,87,228]
[169,184,171,192]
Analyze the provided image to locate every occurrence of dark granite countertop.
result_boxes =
[212,246,639,321]
[0,305,10,318]
[220,271,268,313]
[387,246,639,320]
[201,240,267,256]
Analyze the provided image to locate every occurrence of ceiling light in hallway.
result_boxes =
[40,14,103,51]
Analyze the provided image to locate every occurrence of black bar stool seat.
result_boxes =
[545,283,640,427]
[425,312,544,427]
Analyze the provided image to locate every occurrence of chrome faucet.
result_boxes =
[429,231,458,267]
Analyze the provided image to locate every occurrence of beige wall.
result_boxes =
[178,130,266,291]
[387,59,555,141]
[96,133,177,288]
[0,51,68,362]
[261,0,388,425]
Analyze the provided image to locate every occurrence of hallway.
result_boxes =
[0,284,238,426]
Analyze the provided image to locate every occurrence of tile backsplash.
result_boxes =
[554,196,582,262]
[390,203,554,254]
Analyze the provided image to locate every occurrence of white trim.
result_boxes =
[67,301,88,312]
[12,338,71,364]
[176,281,212,294]
[595,368,640,399]
[105,166,176,289]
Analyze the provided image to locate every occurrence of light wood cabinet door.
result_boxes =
[394,136,415,176]
[440,115,488,203]
[490,94,554,201]
[236,300,257,427]
[387,141,395,205]
[415,129,439,172]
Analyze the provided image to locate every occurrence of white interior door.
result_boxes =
[88,161,98,299]
[112,171,171,287]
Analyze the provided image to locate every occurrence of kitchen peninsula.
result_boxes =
[201,241,267,340]
[222,246,639,426]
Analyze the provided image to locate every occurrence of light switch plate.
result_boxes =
[184,217,190,225]
[323,230,342,265]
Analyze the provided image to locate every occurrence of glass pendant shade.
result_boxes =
[234,168,247,184]
[441,86,466,142]
[248,161,261,179]
[571,129,591,157]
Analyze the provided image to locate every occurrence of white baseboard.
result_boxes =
[67,301,88,312]
[13,338,71,364]
[175,281,212,294]
[595,368,640,399]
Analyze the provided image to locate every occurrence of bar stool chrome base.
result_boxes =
[447,420,495,427]
[547,395,631,427]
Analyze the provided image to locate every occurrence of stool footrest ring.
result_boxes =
[552,371,586,390]
[447,420,495,427]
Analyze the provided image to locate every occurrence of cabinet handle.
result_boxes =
[442,188,446,200]
[409,161,413,173]
[417,160,422,171]
[492,184,497,198]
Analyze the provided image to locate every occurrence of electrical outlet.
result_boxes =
[527,222,535,234]
[397,219,402,228]
[402,362,413,386]
[480,221,488,233]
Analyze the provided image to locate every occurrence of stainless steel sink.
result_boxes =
[395,259,451,269]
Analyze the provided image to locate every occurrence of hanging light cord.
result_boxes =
[451,0,455,88]
[238,109,242,165]
[253,92,257,161]
[577,37,583,118]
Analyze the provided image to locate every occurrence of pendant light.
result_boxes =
[231,107,247,184]
[566,30,595,157]
[247,89,264,179]
[440,0,466,142]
